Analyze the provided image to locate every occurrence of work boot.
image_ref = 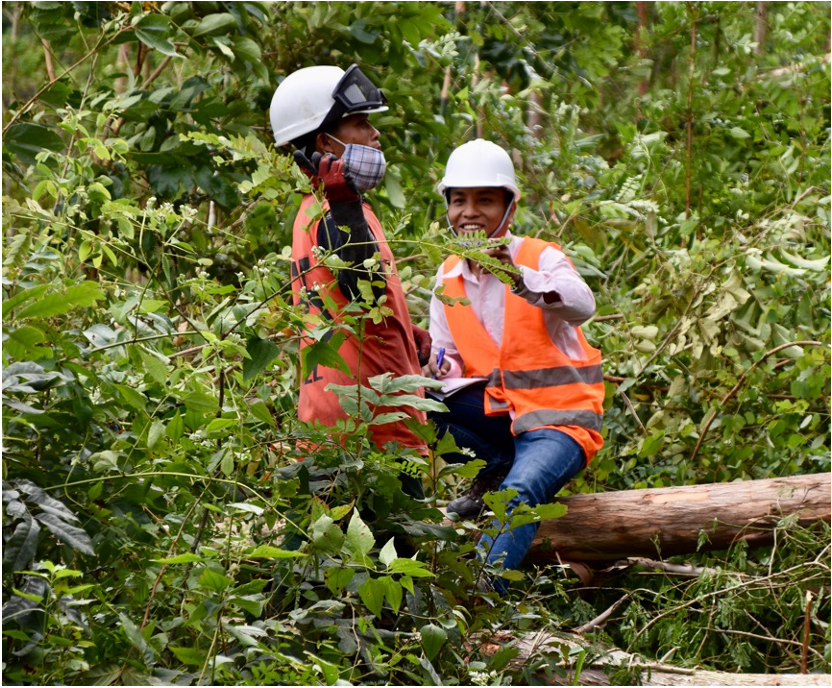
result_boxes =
[447,470,508,518]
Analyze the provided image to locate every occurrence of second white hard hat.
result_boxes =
[437,139,521,202]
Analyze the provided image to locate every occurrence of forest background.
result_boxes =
[2,1,830,685]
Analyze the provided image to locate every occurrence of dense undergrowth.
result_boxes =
[2,1,830,684]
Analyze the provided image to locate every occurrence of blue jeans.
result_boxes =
[431,387,586,590]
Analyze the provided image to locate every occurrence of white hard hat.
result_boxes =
[270,65,388,147]
[437,139,521,202]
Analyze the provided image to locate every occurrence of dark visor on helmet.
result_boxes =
[332,64,387,113]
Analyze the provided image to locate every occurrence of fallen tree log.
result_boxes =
[527,472,830,563]
[499,630,832,686]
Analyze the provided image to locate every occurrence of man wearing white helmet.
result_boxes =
[424,139,605,591]
[270,65,431,471]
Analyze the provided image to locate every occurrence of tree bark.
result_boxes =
[755,2,768,56]
[527,473,830,563]
[492,631,832,685]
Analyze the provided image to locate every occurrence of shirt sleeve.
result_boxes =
[514,245,596,326]
[428,267,464,378]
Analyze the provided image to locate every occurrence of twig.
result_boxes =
[708,626,823,660]
[627,557,708,577]
[140,55,173,90]
[636,267,716,376]
[141,496,203,630]
[628,553,829,649]
[619,389,647,436]
[802,590,813,673]
[574,593,629,634]
[41,38,56,81]
[4,25,128,135]
[689,340,823,463]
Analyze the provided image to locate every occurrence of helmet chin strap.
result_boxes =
[488,202,514,239]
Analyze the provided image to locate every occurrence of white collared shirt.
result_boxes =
[428,232,596,378]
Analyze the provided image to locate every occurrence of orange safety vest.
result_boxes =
[291,194,427,450]
[441,237,604,462]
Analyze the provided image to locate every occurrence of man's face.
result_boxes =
[447,187,513,237]
[319,113,381,156]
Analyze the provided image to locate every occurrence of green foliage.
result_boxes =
[2,1,830,684]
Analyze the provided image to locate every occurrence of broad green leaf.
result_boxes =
[192,12,237,37]
[419,623,447,661]
[4,122,64,165]
[16,282,104,319]
[3,513,40,570]
[138,350,168,385]
[4,325,51,359]
[631,325,659,340]
[302,334,351,379]
[119,613,156,666]
[533,503,568,521]
[310,514,344,555]
[384,173,405,208]
[379,576,403,614]
[198,567,232,593]
[135,14,180,57]
[65,281,106,308]
[35,513,93,555]
[379,537,398,568]
[248,545,306,559]
[389,558,434,578]
[248,399,274,426]
[728,126,750,139]
[344,511,374,563]
[146,419,165,449]
[16,295,70,320]
[154,553,203,564]
[166,411,184,441]
[232,36,261,64]
[220,450,234,476]
[325,567,355,596]
[490,646,520,671]
[438,459,486,480]
[115,383,146,412]
[328,501,354,521]
[358,577,384,617]
[169,646,205,666]
[79,664,123,686]
[2,285,49,317]
[206,417,236,433]
[230,595,264,617]
[243,336,280,382]
[182,390,218,413]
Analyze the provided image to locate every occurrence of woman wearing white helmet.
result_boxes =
[424,139,605,593]
[270,65,431,477]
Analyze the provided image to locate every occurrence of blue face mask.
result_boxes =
[327,135,387,192]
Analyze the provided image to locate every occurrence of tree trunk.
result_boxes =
[755,1,768,56]
[493,631,832,685]
[527,473,830,563]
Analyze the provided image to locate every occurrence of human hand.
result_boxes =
[293,151,360,203]
[412,325,432,366]
[480,244,522,287]
[421,349,451,379]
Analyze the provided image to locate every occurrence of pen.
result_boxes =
[434,347,445,379]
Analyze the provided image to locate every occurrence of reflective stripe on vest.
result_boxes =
[441,237,604,441]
